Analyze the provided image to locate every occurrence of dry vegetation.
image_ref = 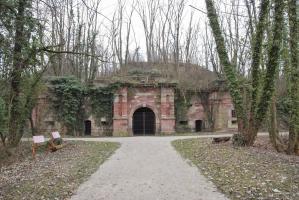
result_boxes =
[95,62,217,91]
[172,137,299,200]
[0,141,119,200]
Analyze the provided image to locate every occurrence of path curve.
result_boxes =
[70,135,229,200]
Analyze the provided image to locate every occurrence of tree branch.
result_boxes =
[41,48,109,63]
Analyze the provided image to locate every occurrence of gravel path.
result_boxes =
[70,136,229,200]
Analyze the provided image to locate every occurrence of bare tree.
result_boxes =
[137,0,159,62]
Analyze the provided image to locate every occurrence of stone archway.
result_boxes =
[133,107,155,135]
[128,104,160,136]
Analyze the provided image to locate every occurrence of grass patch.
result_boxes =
[172,138,299,200]
[0,141,120,200]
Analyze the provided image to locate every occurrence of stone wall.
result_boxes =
[31,95,62,135]
[184,92,237,132]
[113,86,176,136]
[160,88,175,134]
[187,96,205,132]
[32,86,237,137]
[32,95,111,136]
[209,92,237,131]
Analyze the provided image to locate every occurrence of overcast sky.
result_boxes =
[36,0,251,69]
[87,0,212,57]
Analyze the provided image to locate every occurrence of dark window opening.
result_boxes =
[232,120,238,125]
[101,117,108,125]
[45,121,55,126]
[195,120,203,132]
[101,121,108,126]
[133,107,155,135]
[179,121,188,125]
[231,109,236,118]
[84,120,91,135]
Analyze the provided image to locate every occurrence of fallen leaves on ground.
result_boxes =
[172,137,299,200]
[0,141,119,200]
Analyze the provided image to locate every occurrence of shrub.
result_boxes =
[232,133,246,146]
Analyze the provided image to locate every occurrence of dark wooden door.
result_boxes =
[195,120,202,132]
[85,120,91,135]
[133,107,155,135]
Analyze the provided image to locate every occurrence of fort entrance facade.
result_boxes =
[32,65,238,136]
[112,86,176,136]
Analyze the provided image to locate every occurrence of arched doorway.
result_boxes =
[133,107,155,135]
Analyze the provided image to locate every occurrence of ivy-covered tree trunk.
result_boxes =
[0,98,7,145]
[205,0,284,146]
[246,0,285,145]
[205,0,247,134]
[268,95,286,152]
[246,0,270,144]
[7,0,28,147]
[287,0,299,155]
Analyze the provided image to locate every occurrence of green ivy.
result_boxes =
[88,86,115,126]
[0,97,7,134]
[48,77,122,135]
[49,76,86,135]
[174,90,193,132]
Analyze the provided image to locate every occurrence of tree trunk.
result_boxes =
[247,0,270,143]
[205,0,284,146]
[245,0,285,146]
[268,96,286,152]
[205,0,247,130]
[7,0,28,147]
[29,114,36,136]
[287,0,299,155]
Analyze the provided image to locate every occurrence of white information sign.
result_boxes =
[52,131,61,139]
[33,135,45,143]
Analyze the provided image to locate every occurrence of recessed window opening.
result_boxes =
[231,109,236,118]
[179,121,188,125]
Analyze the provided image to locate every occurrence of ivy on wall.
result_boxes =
[48,76,86,135]
[88,85,119,126]
[48,76,230,135]
[174,89,193,132]
[174,87,223,132]
[48,77,122,135]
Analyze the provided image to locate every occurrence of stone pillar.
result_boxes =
[160,87,175,134]
[113,87,129,136]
